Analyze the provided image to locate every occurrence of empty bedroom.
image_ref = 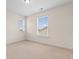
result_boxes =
[6,0,73,59]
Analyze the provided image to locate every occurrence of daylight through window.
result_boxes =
[37,16,48,36]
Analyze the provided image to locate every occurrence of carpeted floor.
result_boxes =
[7,41,72,59]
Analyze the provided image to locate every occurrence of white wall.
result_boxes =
[25,3,73,49]
[6,10,25,44]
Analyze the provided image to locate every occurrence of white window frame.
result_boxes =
[37,15,48,36]
[19,17,25,32]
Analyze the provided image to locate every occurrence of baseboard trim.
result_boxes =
[25,39,73,51]
[6,40,26,46]
[7,39,73,51]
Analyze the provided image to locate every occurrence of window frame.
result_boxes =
[37,15,48,36]
[18,17,25,32]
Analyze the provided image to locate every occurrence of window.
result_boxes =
[37,16,48,36]
[19,17,25,32]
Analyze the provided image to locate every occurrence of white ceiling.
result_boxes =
[7,0,72,16]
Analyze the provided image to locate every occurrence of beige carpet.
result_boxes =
[7,41,72,59]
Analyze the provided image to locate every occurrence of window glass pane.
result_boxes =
[19,17,25,31]
[37,16,48,36]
